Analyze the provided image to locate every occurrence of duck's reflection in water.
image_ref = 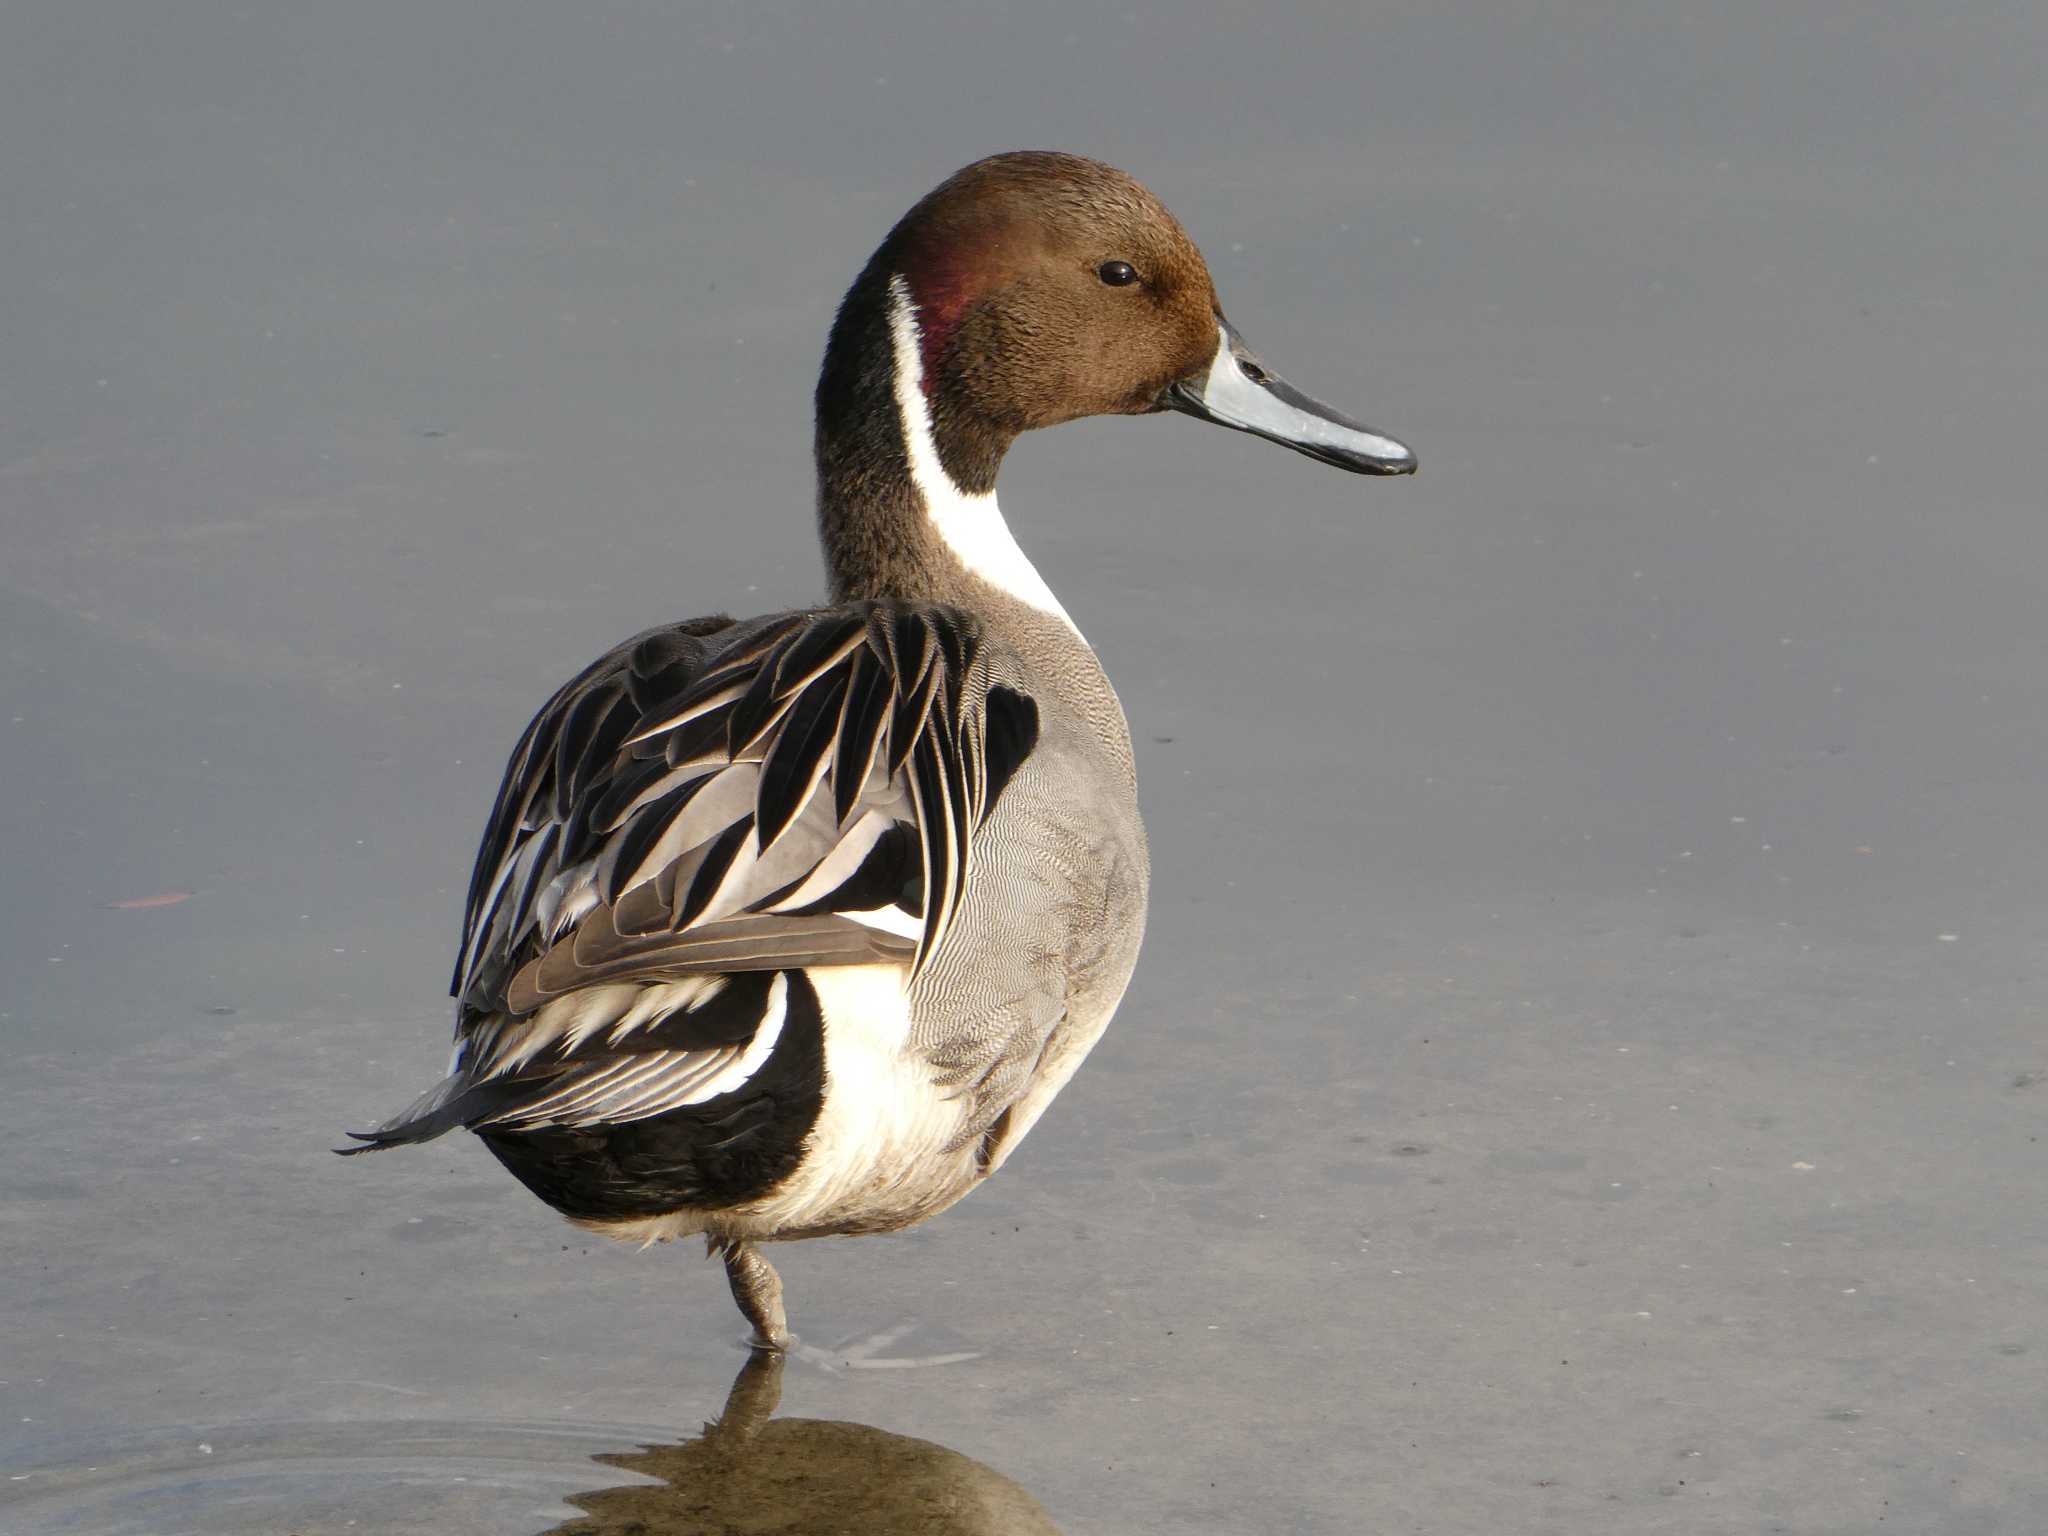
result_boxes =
[540,1352,1064,1535]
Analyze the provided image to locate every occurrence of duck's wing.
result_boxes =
[347,602,1041,1147]
[459,600,1038,1013]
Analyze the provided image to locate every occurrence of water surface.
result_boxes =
[5,3,2045,1531]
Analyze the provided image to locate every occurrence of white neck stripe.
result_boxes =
[885,275,1079,635]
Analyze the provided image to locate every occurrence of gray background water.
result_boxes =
[4,2,2044,1531]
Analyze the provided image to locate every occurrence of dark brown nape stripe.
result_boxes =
[476,970,828,1221]
[813,254,949,606]
[813,248,1019,602]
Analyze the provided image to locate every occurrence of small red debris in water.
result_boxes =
[104,890,196,910]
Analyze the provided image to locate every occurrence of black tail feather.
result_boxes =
[333,1071,524,1156]
[333,1130,401,1157]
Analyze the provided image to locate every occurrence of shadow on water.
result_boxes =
[541,1351,1062,1535]
[1,1353,1063,1535]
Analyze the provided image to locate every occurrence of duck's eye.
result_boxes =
[1097,260,1139,288]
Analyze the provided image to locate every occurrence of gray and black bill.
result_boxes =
[1164,319,1416,476]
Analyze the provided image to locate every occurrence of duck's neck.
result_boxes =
[815,266,1079,636]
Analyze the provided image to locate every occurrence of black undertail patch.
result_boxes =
[477,969,828,1221]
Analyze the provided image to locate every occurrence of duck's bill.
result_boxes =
[1163,320,1416,476]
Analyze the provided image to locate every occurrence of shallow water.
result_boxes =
[5,2,2047,1532]
[6,1355,1062,1534]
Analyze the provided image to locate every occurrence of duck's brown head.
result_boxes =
[815,151,1413,610]
[871,151,1414,486]
[891,152,1223,433]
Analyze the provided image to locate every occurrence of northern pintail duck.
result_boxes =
[345,151,1414,1349]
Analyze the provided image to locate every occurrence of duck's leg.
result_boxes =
[719,1239,792,1352]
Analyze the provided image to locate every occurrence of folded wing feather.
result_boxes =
[352,603,1040,1144]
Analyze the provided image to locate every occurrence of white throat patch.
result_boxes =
[885,275,1079,634]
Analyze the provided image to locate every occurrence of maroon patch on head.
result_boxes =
[901,274,973,394]
[898,232,1006,395]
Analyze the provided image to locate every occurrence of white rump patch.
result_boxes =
[885,275,1080,636]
